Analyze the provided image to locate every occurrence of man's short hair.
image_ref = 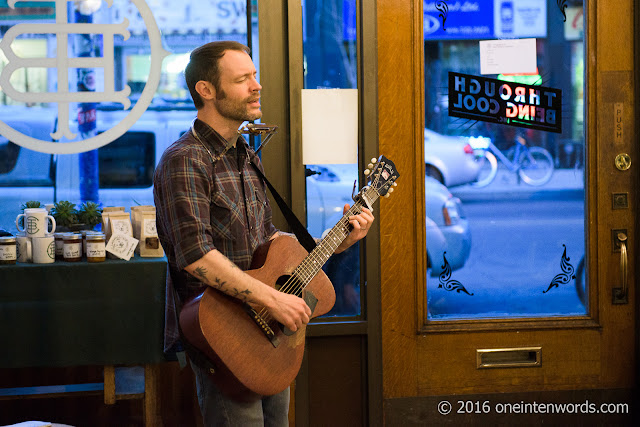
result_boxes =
[184,41,251,109]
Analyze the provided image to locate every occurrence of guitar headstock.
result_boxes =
[363,155,400,198]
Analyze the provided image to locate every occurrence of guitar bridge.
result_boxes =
[243,303,280,348]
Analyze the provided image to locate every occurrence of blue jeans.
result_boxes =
[191,361,290,427]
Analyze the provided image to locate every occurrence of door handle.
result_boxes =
[613,232,628,304]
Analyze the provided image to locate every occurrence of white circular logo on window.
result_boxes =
[0,0,170,154]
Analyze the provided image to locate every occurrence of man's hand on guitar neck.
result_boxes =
[185,249,312,332]
[335,205,374,254]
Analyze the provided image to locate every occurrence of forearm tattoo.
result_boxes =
[192,262,252,302]
[231,288,252,302]
[212,276,253,303]
[213,277,226,290]
[194,266,208,280]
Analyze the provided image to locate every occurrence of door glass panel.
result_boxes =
[425,0,586,319]
[302,0,361,317]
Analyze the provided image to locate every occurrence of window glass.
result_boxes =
[0,138,21,175]
[424,0,586,320]
[0,0,253,231]
[98,131,155,188]
[302,0,361,318]
[0,38,48,105]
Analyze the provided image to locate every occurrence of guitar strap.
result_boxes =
[248,160,317,253]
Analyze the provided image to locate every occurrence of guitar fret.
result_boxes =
[291,184,386,290]
[276,185,385,293]
[295,210,360,286]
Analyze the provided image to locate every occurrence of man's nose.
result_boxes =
[251,77,262,92]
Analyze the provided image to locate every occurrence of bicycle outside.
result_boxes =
[469,135,554,187]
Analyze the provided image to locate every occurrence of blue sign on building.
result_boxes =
[424,0,546,40]
[424,1,493,40]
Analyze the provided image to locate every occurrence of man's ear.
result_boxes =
[195,80,215,101]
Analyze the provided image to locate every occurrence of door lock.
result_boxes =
[614,153,631,171]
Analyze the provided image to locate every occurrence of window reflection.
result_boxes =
[0,38,48,106]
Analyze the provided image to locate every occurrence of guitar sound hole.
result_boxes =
[275,275,302,298]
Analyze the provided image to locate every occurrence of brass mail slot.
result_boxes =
[476,347,542,369]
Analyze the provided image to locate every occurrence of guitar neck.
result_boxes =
[292,187,379,289]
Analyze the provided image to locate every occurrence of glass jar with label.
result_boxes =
[63,233,83,262]
[82,230,97,255]
[86,233,106,263]
[54,232,66,260]
[0,236,17,265]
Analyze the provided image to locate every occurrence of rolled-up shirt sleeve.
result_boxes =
[155,145,216,271]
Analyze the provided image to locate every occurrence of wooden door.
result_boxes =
[378,0,636,424]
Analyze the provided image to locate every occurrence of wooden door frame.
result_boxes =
[635,0,640,394]
[377,0,426,399]
[378,0,637,401]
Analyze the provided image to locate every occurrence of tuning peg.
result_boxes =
[367,163,374,169]
[393,182,398,187]
[384,193,390,198]
[363,169,371,176]
[387,187,394,193]
[371,158,377,163]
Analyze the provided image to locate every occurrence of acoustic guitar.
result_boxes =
[179,155,399,401]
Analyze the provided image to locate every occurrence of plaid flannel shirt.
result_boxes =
[153,118,278,353]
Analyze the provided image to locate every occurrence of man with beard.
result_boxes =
[153,41,373,426]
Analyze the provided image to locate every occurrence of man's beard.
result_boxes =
[215,89,262,122]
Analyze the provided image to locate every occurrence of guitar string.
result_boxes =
[270,187,376,296]
[254,203,361,321]
[262,177,383,302]
[253,206,359,324]
[276,174,384,296]
[254,179,385,324]
[252,170,387,325]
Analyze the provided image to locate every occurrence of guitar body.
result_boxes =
[179,235,336,402]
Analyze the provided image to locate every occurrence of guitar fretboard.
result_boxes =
[288,185,379,292]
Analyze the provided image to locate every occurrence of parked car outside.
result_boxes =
[306,165,472,277]
[423,176,471,276]
[0,104,195,232]
[424,128,485,187]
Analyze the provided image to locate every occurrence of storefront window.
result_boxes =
[424,0,586,319]
[0,0,255,231]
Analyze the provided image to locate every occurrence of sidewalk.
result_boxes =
[451,167,585,202]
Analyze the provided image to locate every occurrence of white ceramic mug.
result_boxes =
[16,233,32,263]
[32,234,56,264]
[16,208,56,238]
